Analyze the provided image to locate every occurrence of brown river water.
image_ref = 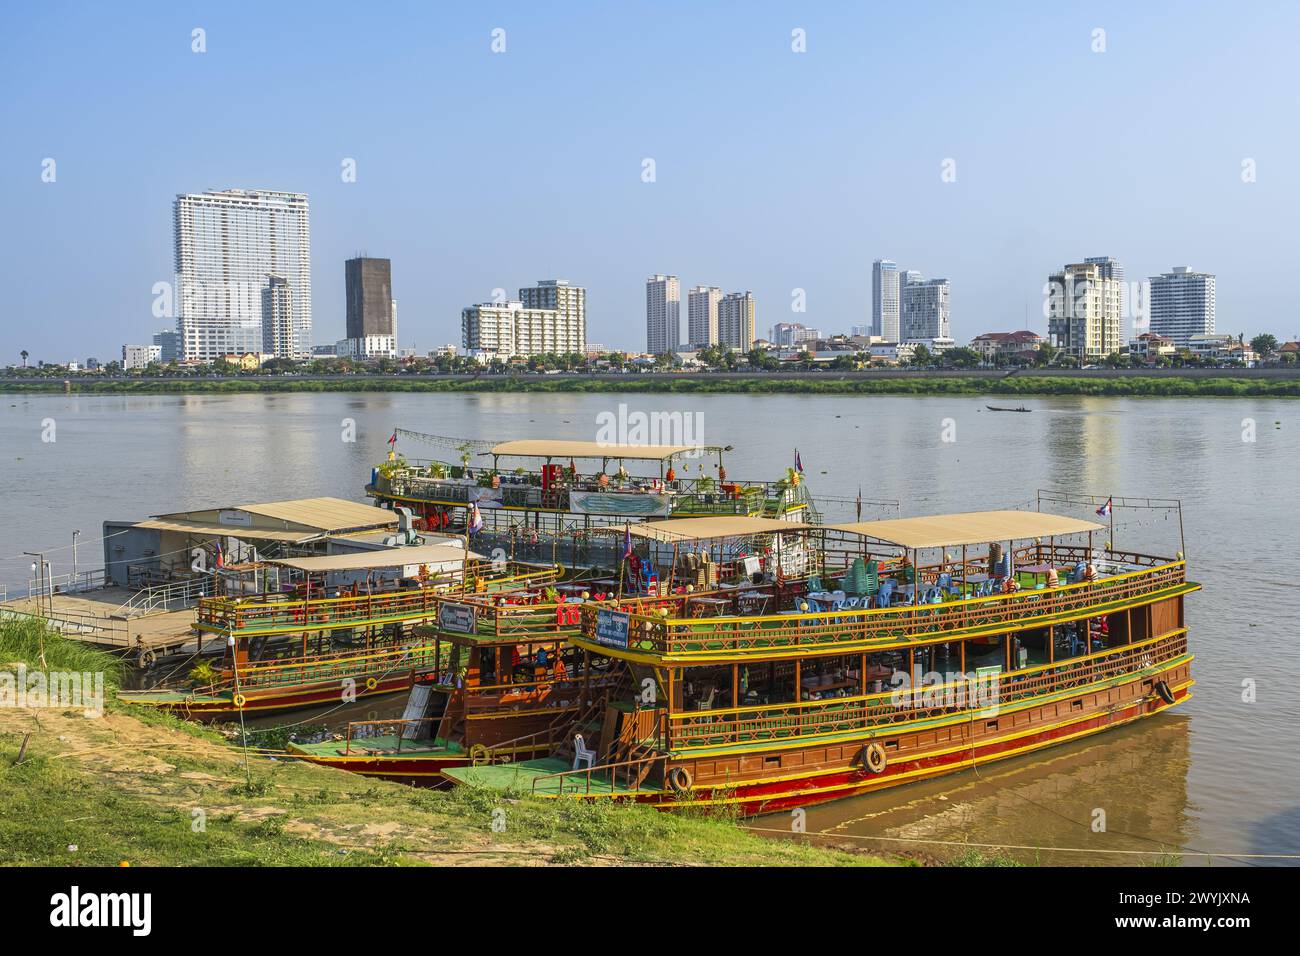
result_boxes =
[1,390,1295,865]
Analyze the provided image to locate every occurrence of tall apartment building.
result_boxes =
[900,278,951,343]
[871,259,900,341]
[687,285,722,348]
[1084,256,1126,318]
[461,301,584,360]
[261,276,295,359]
[519,279,586,347]
[646,275,681,354]
[1046,262,1123,362]
[1149,266,1216,348]
[345,257,394,339]
[174,189,312,362]
[718,291,757,351]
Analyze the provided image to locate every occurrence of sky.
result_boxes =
[3,0,1299,362]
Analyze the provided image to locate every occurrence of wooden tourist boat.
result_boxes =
[117,544,561,719]
[366,432,816,570]
[286,577,744,783]
[443,507,1197,814]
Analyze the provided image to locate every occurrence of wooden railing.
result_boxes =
[229,642,442,690]
[530,750,668,796]
[196,562,559,635]
[582,560,1188,658]
[666,630,1189,750]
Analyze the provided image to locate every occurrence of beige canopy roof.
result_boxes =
[134,519,308,542]
[263,543,483,573]
[826,510,1103,550]
[488,440,720,460]
[604,515,811,543]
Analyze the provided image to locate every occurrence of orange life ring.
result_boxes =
[863,742,887,774]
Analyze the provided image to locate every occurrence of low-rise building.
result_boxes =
[970,330,1045,363]
[1128,332,1176,364]
[122,344,161,370]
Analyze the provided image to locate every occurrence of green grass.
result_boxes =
[0,621,894,866]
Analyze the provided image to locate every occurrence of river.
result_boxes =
[1,390,1295,865]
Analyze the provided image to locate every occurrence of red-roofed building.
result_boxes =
[970,330,1044,363]
[1128,332,1176,365]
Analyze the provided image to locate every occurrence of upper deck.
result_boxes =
[195,560,559,638]
[575,542,1195,664]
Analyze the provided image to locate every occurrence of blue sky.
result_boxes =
[3,0,1299,361]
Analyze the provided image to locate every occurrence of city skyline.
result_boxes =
[6,2,1300,361]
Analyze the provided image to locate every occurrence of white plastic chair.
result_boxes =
[572,733,596,771]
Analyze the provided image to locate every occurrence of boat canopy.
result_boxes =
[606,515,811,542]
[826,510,1103,550]
[262,543,483,573]
[487,439,723,461]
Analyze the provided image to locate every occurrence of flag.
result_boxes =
[468,501,484,534]
[794,449,804,473]
[387,431,397,446]
[856,487,862,522]
[214,539,224,569]
[1096,497,1112,518]
[623,523,633,559]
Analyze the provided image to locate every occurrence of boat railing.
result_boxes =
[341,716,443,755]
[196,561,559,635]
[529,750,668,796]
[230,641,443,689]
[583,559,1188,658]
[666,629,1190,750]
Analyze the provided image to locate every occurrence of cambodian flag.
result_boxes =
[1096,498,1112,518]
[387,431,398,446]
[623,523,633,559]
[468,501,484,534]
[794,449,804,473]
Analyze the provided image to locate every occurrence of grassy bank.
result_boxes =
[4,373,1300,397]
[0,620,896,867]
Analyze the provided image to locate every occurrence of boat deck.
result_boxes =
[291,735,464,759]
[443,758,662,796]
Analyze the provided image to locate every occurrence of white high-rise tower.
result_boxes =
[174,189,312,362]
[646,275,681,354]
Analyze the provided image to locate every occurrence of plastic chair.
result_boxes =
[572,734,596,771]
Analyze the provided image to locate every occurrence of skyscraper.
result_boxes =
[900,278,951,342]
[1046,262,1123,362]
[520,279,586,350]
[871,259,900,341]
[687,286,722,347]
[646,275,681,353]
[345,257,394,339]
[174,188,312,362]
[1149,266,1216,348]
[718,291,757,351]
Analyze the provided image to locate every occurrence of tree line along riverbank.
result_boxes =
[3,372,1299,398]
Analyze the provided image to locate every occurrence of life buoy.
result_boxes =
[862,742,887,774]
[136,648,157,670]
[469,743,488,765]
[365,677,378,691]
[667,766,694,794]
[1154,680,1176,706]
[232,693,247,709]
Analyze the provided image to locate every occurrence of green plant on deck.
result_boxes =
[429,461,448,480]
[378,455,408,479]
[188,660,218,690]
